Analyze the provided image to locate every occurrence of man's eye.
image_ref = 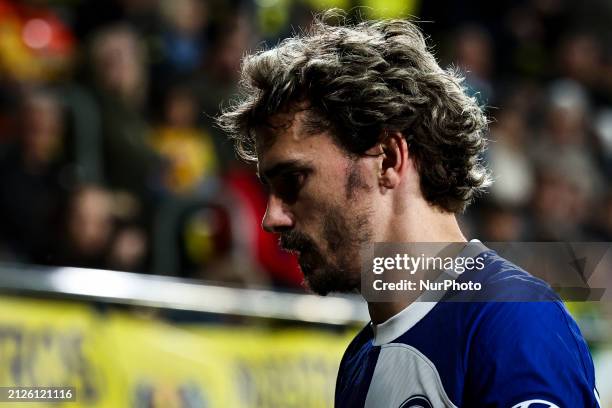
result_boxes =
[285,172,305,185]
[272,172,306,203]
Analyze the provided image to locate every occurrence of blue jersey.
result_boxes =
[335,247,601,408]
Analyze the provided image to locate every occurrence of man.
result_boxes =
[218,13,600,408]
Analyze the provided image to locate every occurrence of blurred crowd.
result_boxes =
[0,0,610,291]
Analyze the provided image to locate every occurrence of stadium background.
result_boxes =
[0,0,611,406]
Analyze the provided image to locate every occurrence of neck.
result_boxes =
[367,201,466,324]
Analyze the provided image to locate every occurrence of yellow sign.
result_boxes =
[0,296,356,407]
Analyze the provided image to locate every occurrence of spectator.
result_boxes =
[0,87,71,263]
[487,107,535,207]
[478,202,527,241]
[54,185,114,268]
[53,185,148,271]
[453,25,494,104]
[158,0,209,76]
[89,24,163,198]
[557,32,612,106]
[194,14,257,168]
[149,85,218,195]
[531,80,604,200]
[530,163,592,240]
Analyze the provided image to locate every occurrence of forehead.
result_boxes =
[256,110,346,171]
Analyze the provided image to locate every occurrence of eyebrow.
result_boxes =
[258,159,313,185]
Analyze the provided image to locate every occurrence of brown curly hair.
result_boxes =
[217,12,491,213]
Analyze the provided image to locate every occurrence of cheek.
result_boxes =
[292,200,324,241]
[290,193,333,243]
[290,160,357,237]
[302,171,349,210]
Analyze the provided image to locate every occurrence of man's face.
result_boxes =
[257,111,375,295]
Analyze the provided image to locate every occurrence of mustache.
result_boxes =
[279,230,316,253]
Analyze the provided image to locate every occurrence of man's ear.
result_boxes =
[378,131,410,189]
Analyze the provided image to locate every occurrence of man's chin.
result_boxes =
[296,263,328,295]
[303,283,328,296]
[302,278,333,296]
[300,266,360,296]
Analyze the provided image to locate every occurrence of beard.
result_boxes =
[279,203,372,295]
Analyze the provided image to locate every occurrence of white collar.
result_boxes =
[371,239,487,346]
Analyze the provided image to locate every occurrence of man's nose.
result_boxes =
[262,194,294,233]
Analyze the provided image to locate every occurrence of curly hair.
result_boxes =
[217,12,491,213]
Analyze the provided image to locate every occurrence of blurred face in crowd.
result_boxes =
[455,26,492,79]
[558,34,601,84]
[21,92,63,164]
[546,105,586,144]
[91,27,144,103]
[210,17,252,84]
[68,187,113,256]
[533,168,588,231]
[161,0,207,36]
[493,109,526,147]
[165,88,197,128]
[257,110,376,295]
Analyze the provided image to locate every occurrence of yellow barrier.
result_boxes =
[0,296,356,407]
